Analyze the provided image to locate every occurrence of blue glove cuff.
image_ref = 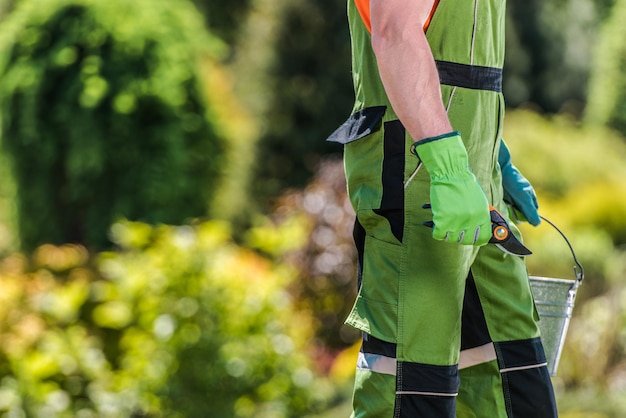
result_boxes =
[498,140,512,168]
[501,162,541,226]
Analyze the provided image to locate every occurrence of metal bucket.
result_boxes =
[529,217,584,376]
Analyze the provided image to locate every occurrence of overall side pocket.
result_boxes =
[328,106,406,245]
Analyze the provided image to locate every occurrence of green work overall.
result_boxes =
[327,0,558,416]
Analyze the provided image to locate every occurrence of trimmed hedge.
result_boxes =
[0,0,226,251]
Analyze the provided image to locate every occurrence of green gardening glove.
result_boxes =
[412,131,492,245]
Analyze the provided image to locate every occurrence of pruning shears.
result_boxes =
[422,204,532,256]
[487,205,532,256]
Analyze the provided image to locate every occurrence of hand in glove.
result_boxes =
[412,132,492,245]
[498,140,541,226]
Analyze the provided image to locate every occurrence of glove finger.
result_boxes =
[433,225,490,246]
[432,225,448,241]
[525,208,541,226]
[475,222,493,246]
[531,193,539,209]
[514,195,541,226]
[457,226,484,245]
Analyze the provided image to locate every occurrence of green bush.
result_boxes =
[0,220,329,417]
[584,0,626,132]
[0,0,226,251]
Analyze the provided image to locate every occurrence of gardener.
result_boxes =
[327,0,558,416]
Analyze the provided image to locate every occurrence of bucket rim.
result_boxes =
[529,276,578,285]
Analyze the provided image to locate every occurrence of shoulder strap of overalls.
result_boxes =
[354,0,441,33]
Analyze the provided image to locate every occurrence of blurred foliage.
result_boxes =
[504,0,599,113]
[503,109,626,248]
[249,159,360,354]
[0,220,332,417]
[584,0,626,133]
[0,0,227,251]
[227,0,353,207]
[190,0,252,46]
[201,58,258,233]
[0,0,16,22]
[593,0,619,20]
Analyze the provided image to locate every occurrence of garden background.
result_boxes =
[0,0,626,416]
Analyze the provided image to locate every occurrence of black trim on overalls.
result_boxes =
[495,338,558,417]
[435,60,503,92]
[395,362,459,417]
[373,120,406,243]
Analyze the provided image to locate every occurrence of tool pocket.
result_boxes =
[326,106,387,145]
[346,233,401,341]
[328,106,407,245]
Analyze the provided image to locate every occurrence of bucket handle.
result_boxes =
[539,215,585,283]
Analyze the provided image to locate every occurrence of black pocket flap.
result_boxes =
[326,106,387,144]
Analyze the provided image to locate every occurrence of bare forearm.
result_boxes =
[370,0,452,141]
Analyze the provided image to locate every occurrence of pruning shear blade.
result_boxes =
[421,203,532,256]
[488,206,532,256]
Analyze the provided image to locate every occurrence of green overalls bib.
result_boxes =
[327,0,558,416]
